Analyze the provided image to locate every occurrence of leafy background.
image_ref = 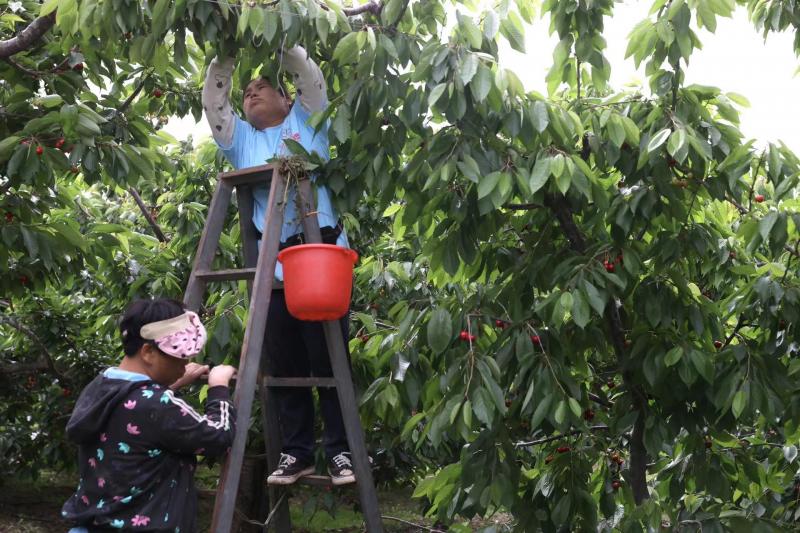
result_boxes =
[2,0,800,530]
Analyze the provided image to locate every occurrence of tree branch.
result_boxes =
[117,76,149,116]
[315,0,382,16]
[0,12,56,59]
[128,187,167,242]
[0,314,67,381]
[503,202,545,210]
[544,192,650,504]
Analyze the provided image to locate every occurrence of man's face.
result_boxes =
[243,78,290,128]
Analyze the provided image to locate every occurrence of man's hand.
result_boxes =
[170,363,210,391]
[208,365,238,388]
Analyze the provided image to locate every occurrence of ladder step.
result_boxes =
[264,377,337,388]
[298,475,334,487]
[195,268,257,282]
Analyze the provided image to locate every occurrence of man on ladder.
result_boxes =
[202,46,358,486]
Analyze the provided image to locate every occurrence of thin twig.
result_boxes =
[129,187,167,242]
[381,515,447,532]
[515,425,609,447]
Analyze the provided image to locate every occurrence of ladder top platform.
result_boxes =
[220,164,275,186]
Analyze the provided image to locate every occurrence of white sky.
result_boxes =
[167,1,800,154]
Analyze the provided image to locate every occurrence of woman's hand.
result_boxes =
[169,363,210,391]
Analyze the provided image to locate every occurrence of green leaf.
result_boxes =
[459,53,479,85]
[427,308,453,354]
[478,171,501,199]
[428,83,447,107]
[554,399,567,425]
[531,393,552,429]
[667,128,687,157]
[568,397,582,419]
[647,128,671,153]
[380,0,405,26]
[470,65,492,102]
[759,211,778,240]
[483,10,499,40]
[581,280,606,315]
[457,12,482,49]
[664,346,683,367]
[529,157,551,194]
[333,32,360,63]
[530,101,549,133]
[457,154,480,183]
[732,389,747,419]
[499,11,525,52]
[784,445,798,463]
[572,291,590,328]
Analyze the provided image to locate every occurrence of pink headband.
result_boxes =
[139,311,207,359]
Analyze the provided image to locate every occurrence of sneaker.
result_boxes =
[328,452,356,485]
[267,453,314,485]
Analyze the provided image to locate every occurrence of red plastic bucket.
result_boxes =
[277,244,358,321]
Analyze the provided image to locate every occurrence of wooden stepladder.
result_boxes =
[183,165,383,533]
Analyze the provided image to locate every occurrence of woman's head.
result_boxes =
[243,77,292,130]
[119,299,203,386]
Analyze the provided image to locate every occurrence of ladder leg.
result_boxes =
[210,172,287,533]
[259,370,291,532]
[323,321,385,532]
[293,177,384,532]
[184,176,233,311]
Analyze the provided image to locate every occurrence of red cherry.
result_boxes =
[607,380,615,389]
[610,453,620,463]
[153,88,163,98]
[70,165,79,174]
[459,331,469,341]
[36,146,43,155]
[505,399,512,408]
[19,275,29,285]
[55,138,65,149]
[667,158,677,168]
[4,212,13,223]
[714,340,723,349]
[754,194,765,203]
[556,446,571,454]
[612,480,621,490]
[530,335,541,346]
[495,319,506,328]
[779,320,787,329]
[583,409,595,421]
[624,339,632,348]
[544,454,554,464]
[604,261,615,273]
[705,439,712,449]
[62,388,72,397]
[729,251,736,259]
[73,63,83,72]
[469,334,477,342]
[20,139,29,145]
[359,335,369,342]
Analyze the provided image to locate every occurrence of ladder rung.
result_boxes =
[195,268,257,281]
[264,377,337,388]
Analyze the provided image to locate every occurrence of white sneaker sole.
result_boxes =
[267,466,315,485]
[330,473,356,486]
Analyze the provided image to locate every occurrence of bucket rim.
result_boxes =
[277,243,358,262]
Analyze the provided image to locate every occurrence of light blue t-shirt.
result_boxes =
[218,103,348,280]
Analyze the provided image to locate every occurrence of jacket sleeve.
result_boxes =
[202,56,237,147]
[282,45,327,113]
[156,386,236,458]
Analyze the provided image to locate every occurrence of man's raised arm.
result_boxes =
[282,46,327,113]
[202,56,236,147]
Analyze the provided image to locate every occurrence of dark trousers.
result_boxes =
[264,289,349,464]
